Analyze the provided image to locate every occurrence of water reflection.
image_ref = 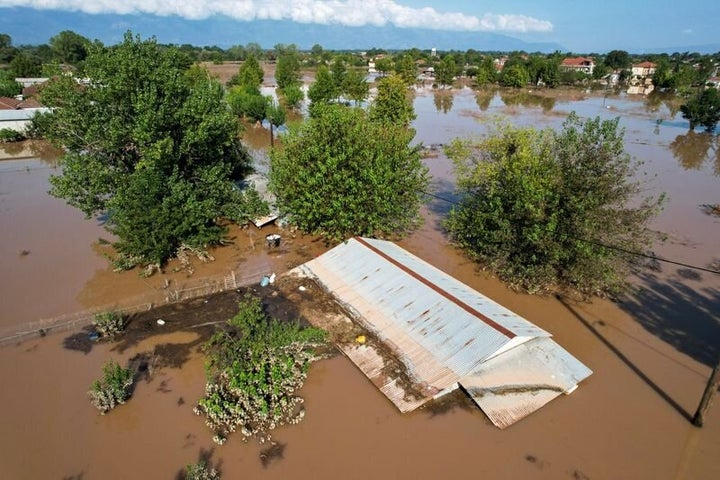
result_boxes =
[474,90,493,111]
[433,90,454,113]
[0,139,63,163]
[498,90,556,112]
[669,131,719,174]
[644,91,682,118]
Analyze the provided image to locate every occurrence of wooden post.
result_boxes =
[693,359,720,427]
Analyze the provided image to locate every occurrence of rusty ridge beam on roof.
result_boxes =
[353,237,516,339]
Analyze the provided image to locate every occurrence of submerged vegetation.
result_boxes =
[92,310,125,338]
[194,295,327,444]
[445,114,666,298]
[88,360,134,414]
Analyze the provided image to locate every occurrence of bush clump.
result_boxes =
[89,360,134,414]
[92,310,125,338]
[184,462,220,480]
[0,128,25,143]
[194,295,327,444]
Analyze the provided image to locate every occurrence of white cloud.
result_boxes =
[682,28,694,35]
[0,0,553,33]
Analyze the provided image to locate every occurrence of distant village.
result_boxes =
[2,30,720,135]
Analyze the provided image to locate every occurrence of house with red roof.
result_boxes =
[632,61,657,77]
[560,57,595,76]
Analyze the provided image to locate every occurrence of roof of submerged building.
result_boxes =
[293,237,592,428]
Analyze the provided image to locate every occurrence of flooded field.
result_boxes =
[0,88,719,479]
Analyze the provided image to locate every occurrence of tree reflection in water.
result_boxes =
[669,130,718,174]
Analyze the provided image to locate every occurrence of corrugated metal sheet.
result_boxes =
[296,237,591,426]
[461,337,592,428]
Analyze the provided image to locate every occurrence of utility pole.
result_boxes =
[692,358,720,427]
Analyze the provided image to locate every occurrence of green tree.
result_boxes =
[307,65,337,115]
[474,57,497,87]
[281,83,304,110]
[0,33,16,64]
[342,68,369,105]
[375,57,393,76]
[265,96,286,148]
[368,74,416,127]
[311,43,324,57]
[275,50,301,90]
[228,54,263,88]
[604,50,631,70]
[444,114,664,297]
[681,88,720,132]
[499,64,530,88]
[35,33,264,269]
[226,84,268,122]
[269,104,429,241]
[49,30,90,65]
[330,58,347,92]
[0,69,21,97]
[9,52,42,77]
[395,54,417,85]
[435,56,456,88]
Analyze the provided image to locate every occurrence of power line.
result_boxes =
[420,190,720,276]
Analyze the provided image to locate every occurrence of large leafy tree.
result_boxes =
[445,114,665,297]
[269,104,429,241]
[36,33,265,269]
[49,30,90,65]
[681,88,720,132]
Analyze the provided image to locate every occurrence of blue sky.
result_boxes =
[0,0,718,52]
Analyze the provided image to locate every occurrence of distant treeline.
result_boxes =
[2,30,719,95]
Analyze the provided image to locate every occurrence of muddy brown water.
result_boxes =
[1,90,719,479]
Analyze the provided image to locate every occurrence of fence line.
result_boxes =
[0,267,268,346]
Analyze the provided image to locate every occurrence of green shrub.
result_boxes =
[88,360,134,414]
[194,295,327,444]
[92,310,125,338]
[0,128,24,143]
[184,462,220,480]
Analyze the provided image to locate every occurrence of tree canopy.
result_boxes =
[369,74,416,127]
[681,88,720,132]
[444,114,665,297]
[269,104,429,241]
[35,32,266,269]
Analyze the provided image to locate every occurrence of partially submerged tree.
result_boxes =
[681,88,720,132]
[269,104,429,241]
[445,114,665,297]
[227,53,263,88]
[35,33,266,270]
[368,74,416,127]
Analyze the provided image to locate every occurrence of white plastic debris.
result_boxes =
[157,319,165,326]
[298,286,306,292]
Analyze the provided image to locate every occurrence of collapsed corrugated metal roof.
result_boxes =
[292,237,592,428]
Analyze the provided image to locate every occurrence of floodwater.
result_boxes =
[1,88,719,479]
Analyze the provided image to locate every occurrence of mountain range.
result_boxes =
[1,7,564,52]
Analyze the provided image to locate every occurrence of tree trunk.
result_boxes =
[693,359,720,427]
